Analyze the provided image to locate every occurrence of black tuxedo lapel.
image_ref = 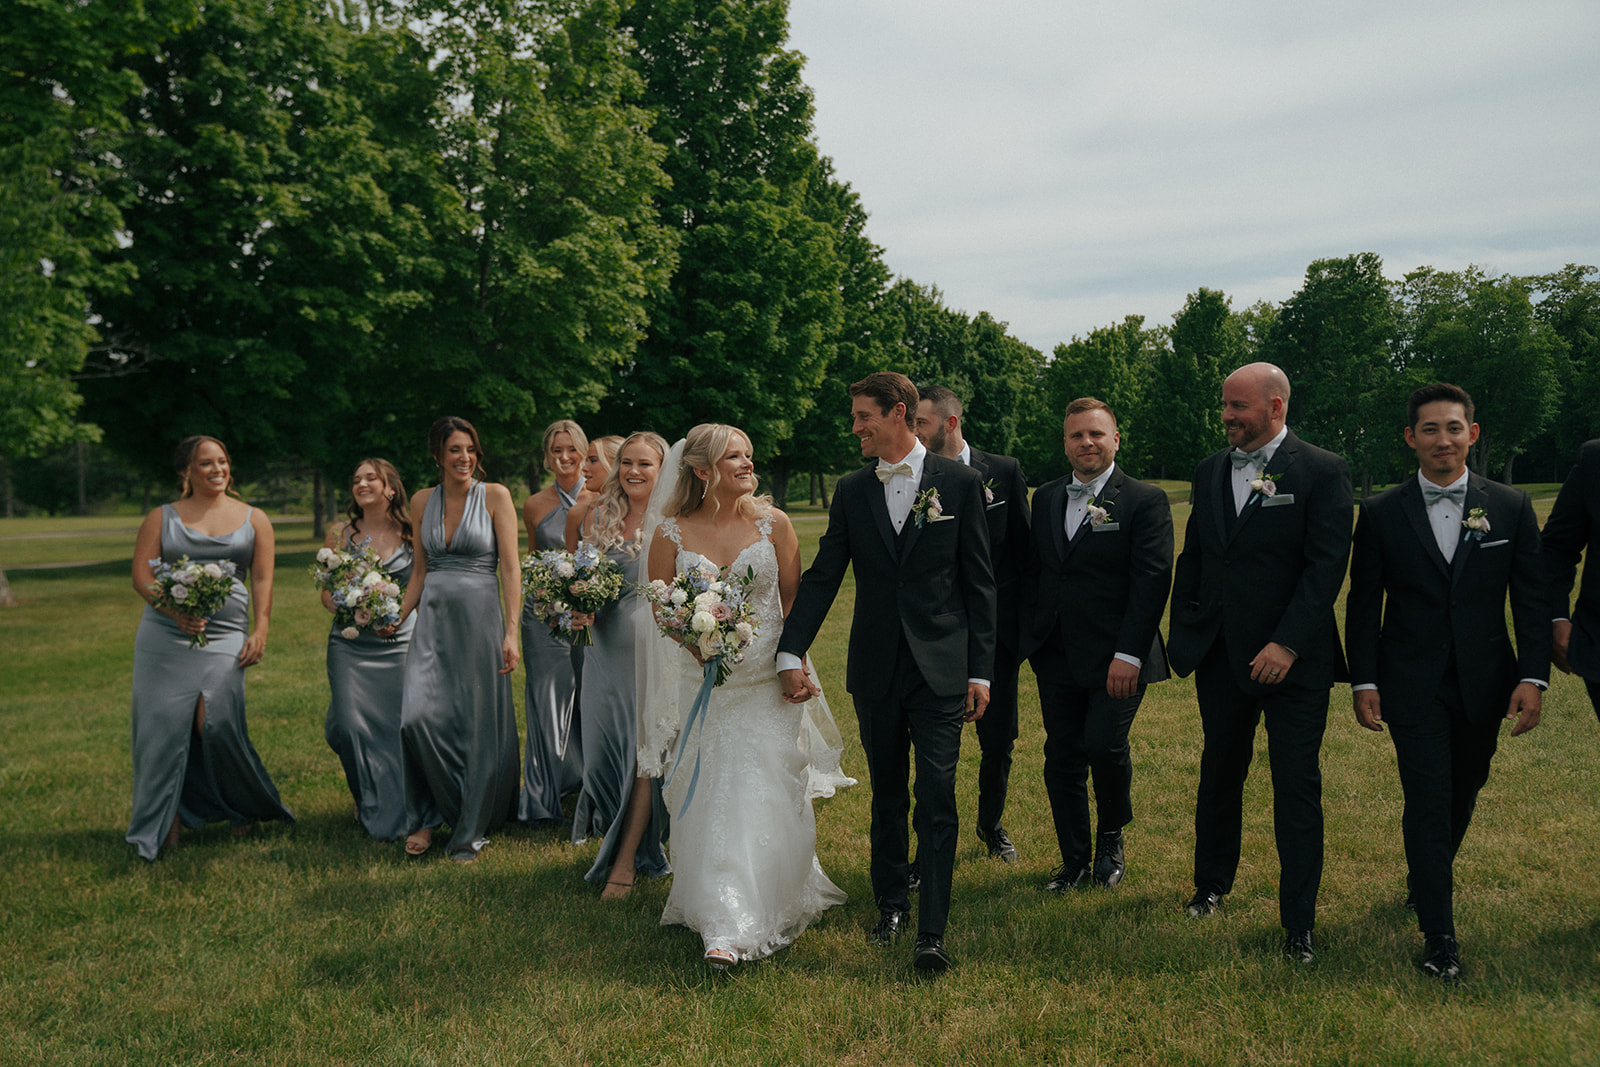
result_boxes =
[1451,477,1489,586]
[902,462,946,561]
[1228,437,1299,545]
[1213,455,1233,546]
[1400,478,1451,576]
[1046,483,1067,563]
[862,470,898,560]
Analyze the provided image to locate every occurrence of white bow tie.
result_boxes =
[876,461,913,484]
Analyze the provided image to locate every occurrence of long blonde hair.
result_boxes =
[662,423,771,521]
[590,431,669,556]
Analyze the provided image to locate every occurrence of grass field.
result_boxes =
[2,496,1598,1066]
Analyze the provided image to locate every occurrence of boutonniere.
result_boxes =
[911,487,944,527]
[1463,507,1490,540]
[1086,500,1111,527]
[982,479,995,505]
[1249,472,1280,500]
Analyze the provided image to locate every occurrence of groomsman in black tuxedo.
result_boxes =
[1022,398,1173,892]
[778,372,996,972]
[1346,383,1547,981]
[914,384,1031,864]
[1167,362,1352,965]
[1543,439,1600,717]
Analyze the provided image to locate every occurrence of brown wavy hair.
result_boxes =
[428,415,486,481]
[345,458,413,544]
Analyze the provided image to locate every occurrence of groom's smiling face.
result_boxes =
[852,398,904,459]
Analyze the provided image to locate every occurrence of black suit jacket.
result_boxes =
[1543,440,1600,679]
[1021,466,1173,688]
[1167,431,1353,692]
[779,453,997,700]
[967,448,1031,653]
[1346,473,1549,723]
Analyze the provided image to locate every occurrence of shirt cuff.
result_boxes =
[968,678,990,689]
[1521,677,1548,691]
[776,652,804,675]
[1352,683,1378,692]
[1113,653,1142,668]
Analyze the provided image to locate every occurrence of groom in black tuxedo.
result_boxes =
[778,371,996,972]
[1346,383,1547,981]
[1167,362,1352,965]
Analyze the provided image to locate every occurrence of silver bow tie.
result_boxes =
[876,461,913,484]
[1420,481,1466,508]
[1065,481,1095,500]
[1230,448,1265,469]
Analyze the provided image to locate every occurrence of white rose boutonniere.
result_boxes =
[1463,508,1490,540]
[1249,472,1280,499]
[982,479,995,505]
[911,487,945,527]
[1087,502,1110,527]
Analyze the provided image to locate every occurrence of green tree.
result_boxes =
[1398,265,1567,481]
[1260,253,1403,494]
[1023,315,1162,483]
[601,0,843,464]
[1145,287,1240,479]
[1529,264,1600,466]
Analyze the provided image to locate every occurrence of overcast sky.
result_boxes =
[785,0,1600,354]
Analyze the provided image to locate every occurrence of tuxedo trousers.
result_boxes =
[853,633,965,938]
[1033,653,1141,870]
[1385,662,1500,938]
[972,638,1020,833]
[1587,677,1600,723]
[1193,637,1329,930]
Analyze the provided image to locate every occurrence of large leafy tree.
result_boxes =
[1260,253,1403,493]
[1145,287,1242,479]
[1022,315,1162,483]
[601,0,842,459]
[1529,264,1600,468]
[1398,265,1567,481]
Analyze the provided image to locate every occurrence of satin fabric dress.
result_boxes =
[126,505,294,860]
[324,539,414,841]
[400,482,521,858]
[518,482,584,823]
[657,515,846,960]
[575,543,670,879]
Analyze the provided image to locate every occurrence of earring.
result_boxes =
[700,477,709,501]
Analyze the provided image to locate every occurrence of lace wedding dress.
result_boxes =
[653,513,848,961]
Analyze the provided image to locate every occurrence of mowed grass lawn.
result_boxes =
[2,493,1599,1066]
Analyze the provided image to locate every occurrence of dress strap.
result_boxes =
[755,510,775,540]
[659,517,683,547]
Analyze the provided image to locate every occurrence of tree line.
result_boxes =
[4,1,1597,526]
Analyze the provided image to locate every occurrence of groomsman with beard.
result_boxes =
[1022,398,1173,893]
[778,372,996,972]
[1542,439,1600,718]
[1166,362,1353,965]
[1346,383,1547,981]
[913,384,1031,864]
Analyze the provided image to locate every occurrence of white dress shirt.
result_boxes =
[1232,425,1290,514]
[1422,468,1468,563]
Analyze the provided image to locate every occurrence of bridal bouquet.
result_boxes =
[147,555,239,647]
[310,542,403,640]
[521,543,628,646]
[643,560,760,687]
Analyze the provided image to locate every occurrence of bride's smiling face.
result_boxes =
[710,433,756,497]
[617,440,660,504]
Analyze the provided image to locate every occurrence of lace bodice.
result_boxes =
[657,512,782,676]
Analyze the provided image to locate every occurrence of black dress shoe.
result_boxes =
[1045,862,1090,894]
[1420,933,1461,982]
[1185,888,1222,918]
[912,934,954,972]
[1284,929,1315,964]
[1092,829,1125,887]
[979,826,1019,863]
[906,860,921,894]
[869,909,909,946]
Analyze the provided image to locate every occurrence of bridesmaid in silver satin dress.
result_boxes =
[569,433,672,885]
[321,459,413,842]
[517,420,592,825]
[127,436,293,860]
[398,417,523,862]
[564,435,623,551]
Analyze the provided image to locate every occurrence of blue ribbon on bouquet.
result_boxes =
[663,656,722,818]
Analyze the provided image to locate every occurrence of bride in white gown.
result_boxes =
[637,424,851,969]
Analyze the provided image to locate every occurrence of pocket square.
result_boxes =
[985,501,1004,511]
[1091,522,1121,532]
[928,514,956,523]
[1261,493,1296,508]
[1477,538,1509,548]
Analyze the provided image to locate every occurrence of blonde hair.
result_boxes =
[590,431,669,556]
[662,423,771,521]
[591,434,623,472]
[542,419,590,473]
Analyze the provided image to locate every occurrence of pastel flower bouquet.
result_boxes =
[643,560,760,687]
[521,543,629,646]
[147,555,239,647]
[310,542,404,640]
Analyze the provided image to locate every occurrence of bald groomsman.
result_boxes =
[1346,383,1547,981]
[1166,362,1353,965]
[1022,397,1172,893]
